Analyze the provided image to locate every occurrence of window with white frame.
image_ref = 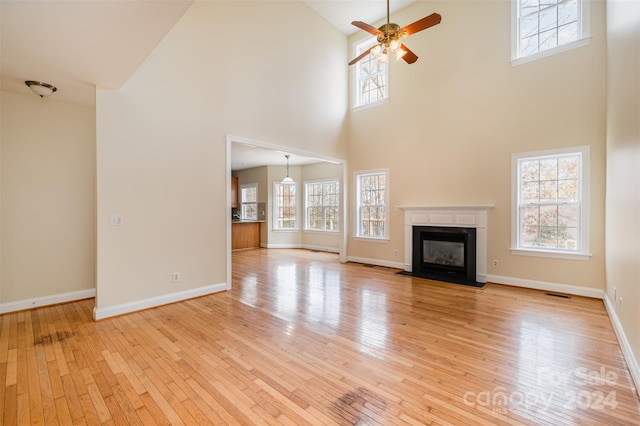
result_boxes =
[511,146,590,258]
[240,184,258,220]
[353,38,389,109]
[356,170,388,239]
[274,182,297,230]
[305,180,340,232]
[512,0,590,63]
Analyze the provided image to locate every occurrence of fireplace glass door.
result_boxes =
[423,240,464,268]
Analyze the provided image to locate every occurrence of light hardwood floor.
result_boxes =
[1,248,639,425]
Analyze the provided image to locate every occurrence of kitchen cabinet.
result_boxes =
[232,221,260,250]
[231,176,239,208]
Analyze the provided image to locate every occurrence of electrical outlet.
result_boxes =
[493,260,499,267]
[394,249,399,256]
[173,272,181,282]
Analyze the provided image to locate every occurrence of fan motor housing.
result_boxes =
[377,23,405,44]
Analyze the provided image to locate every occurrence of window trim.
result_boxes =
[273,181,299,231]
[510,146,591,260]
[240,183,258,221]
[352,38,389,110]
[304,179,340,233]
[354,169,390,241]
[511,0,591,65]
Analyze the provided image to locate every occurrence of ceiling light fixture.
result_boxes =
[282,155,294,183]
[25,80,57,98]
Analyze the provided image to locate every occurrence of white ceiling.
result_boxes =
[303,0,417,35]
[0,0,418,106]
[1,0,413,167]
[231,143,332,171]
[0,0,195,106]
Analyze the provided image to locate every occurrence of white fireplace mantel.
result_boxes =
[398,205,493,283]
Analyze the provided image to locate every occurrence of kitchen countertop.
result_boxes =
[232,219,265,223]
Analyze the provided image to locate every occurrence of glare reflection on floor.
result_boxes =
[240,273,258,306]
[516,318,580,396]
[359,289,388,353]
[306,263,341,330]
[276,263,298,320]
[242,258,389,353]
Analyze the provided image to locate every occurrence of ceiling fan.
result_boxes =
[348,0,441,65]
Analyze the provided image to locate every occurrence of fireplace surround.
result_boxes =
[399,205,492,285]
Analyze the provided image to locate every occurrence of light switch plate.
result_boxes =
[110,214,123,226]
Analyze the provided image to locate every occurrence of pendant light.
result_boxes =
[282,155,294,183]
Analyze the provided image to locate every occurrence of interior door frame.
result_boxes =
[225,134,348,290]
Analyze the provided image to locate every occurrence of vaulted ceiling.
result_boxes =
[0,0,415,106]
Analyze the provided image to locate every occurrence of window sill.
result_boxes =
[352,98,388,112]
[510,248,592,261]
[273,228,299,232]
[511,37,591,67]
[352,236,390,243]
[303,229,340,234]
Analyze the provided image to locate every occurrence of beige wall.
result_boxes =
[605,0,640,386]
[347,0,607,290]
[95,1,347,315]
[1,91,96,305]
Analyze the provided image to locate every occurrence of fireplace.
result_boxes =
[399,205,492,286]
[412,226,478,286]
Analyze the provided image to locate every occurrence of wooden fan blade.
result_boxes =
[349,48,373,66]
[401,13,442,36]
[351,21,382,36]
[400,44,418,64]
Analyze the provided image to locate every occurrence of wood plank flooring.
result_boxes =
[1,248,639,425]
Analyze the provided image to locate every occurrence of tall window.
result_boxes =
[353,39,388,108]
[274,182,297,230]
[512,0,590,62]
[305,180,340,232]
[356,170,388,239]
[240,184,257,220]
[512,146,590,259]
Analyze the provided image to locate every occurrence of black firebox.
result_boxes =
[411,226,481,287]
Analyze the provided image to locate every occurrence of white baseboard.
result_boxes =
[93,282,227,320]
[263,243,301,249]
[301,244,340,254]
[347,256,405,270]
[486,274,604,299]
[258,243,339,253]
[603,294,640,397]
[0,288,96,314]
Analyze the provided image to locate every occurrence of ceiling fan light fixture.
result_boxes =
[388,39,401,52]
[25,80,57,98]
[348,0,441,66]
